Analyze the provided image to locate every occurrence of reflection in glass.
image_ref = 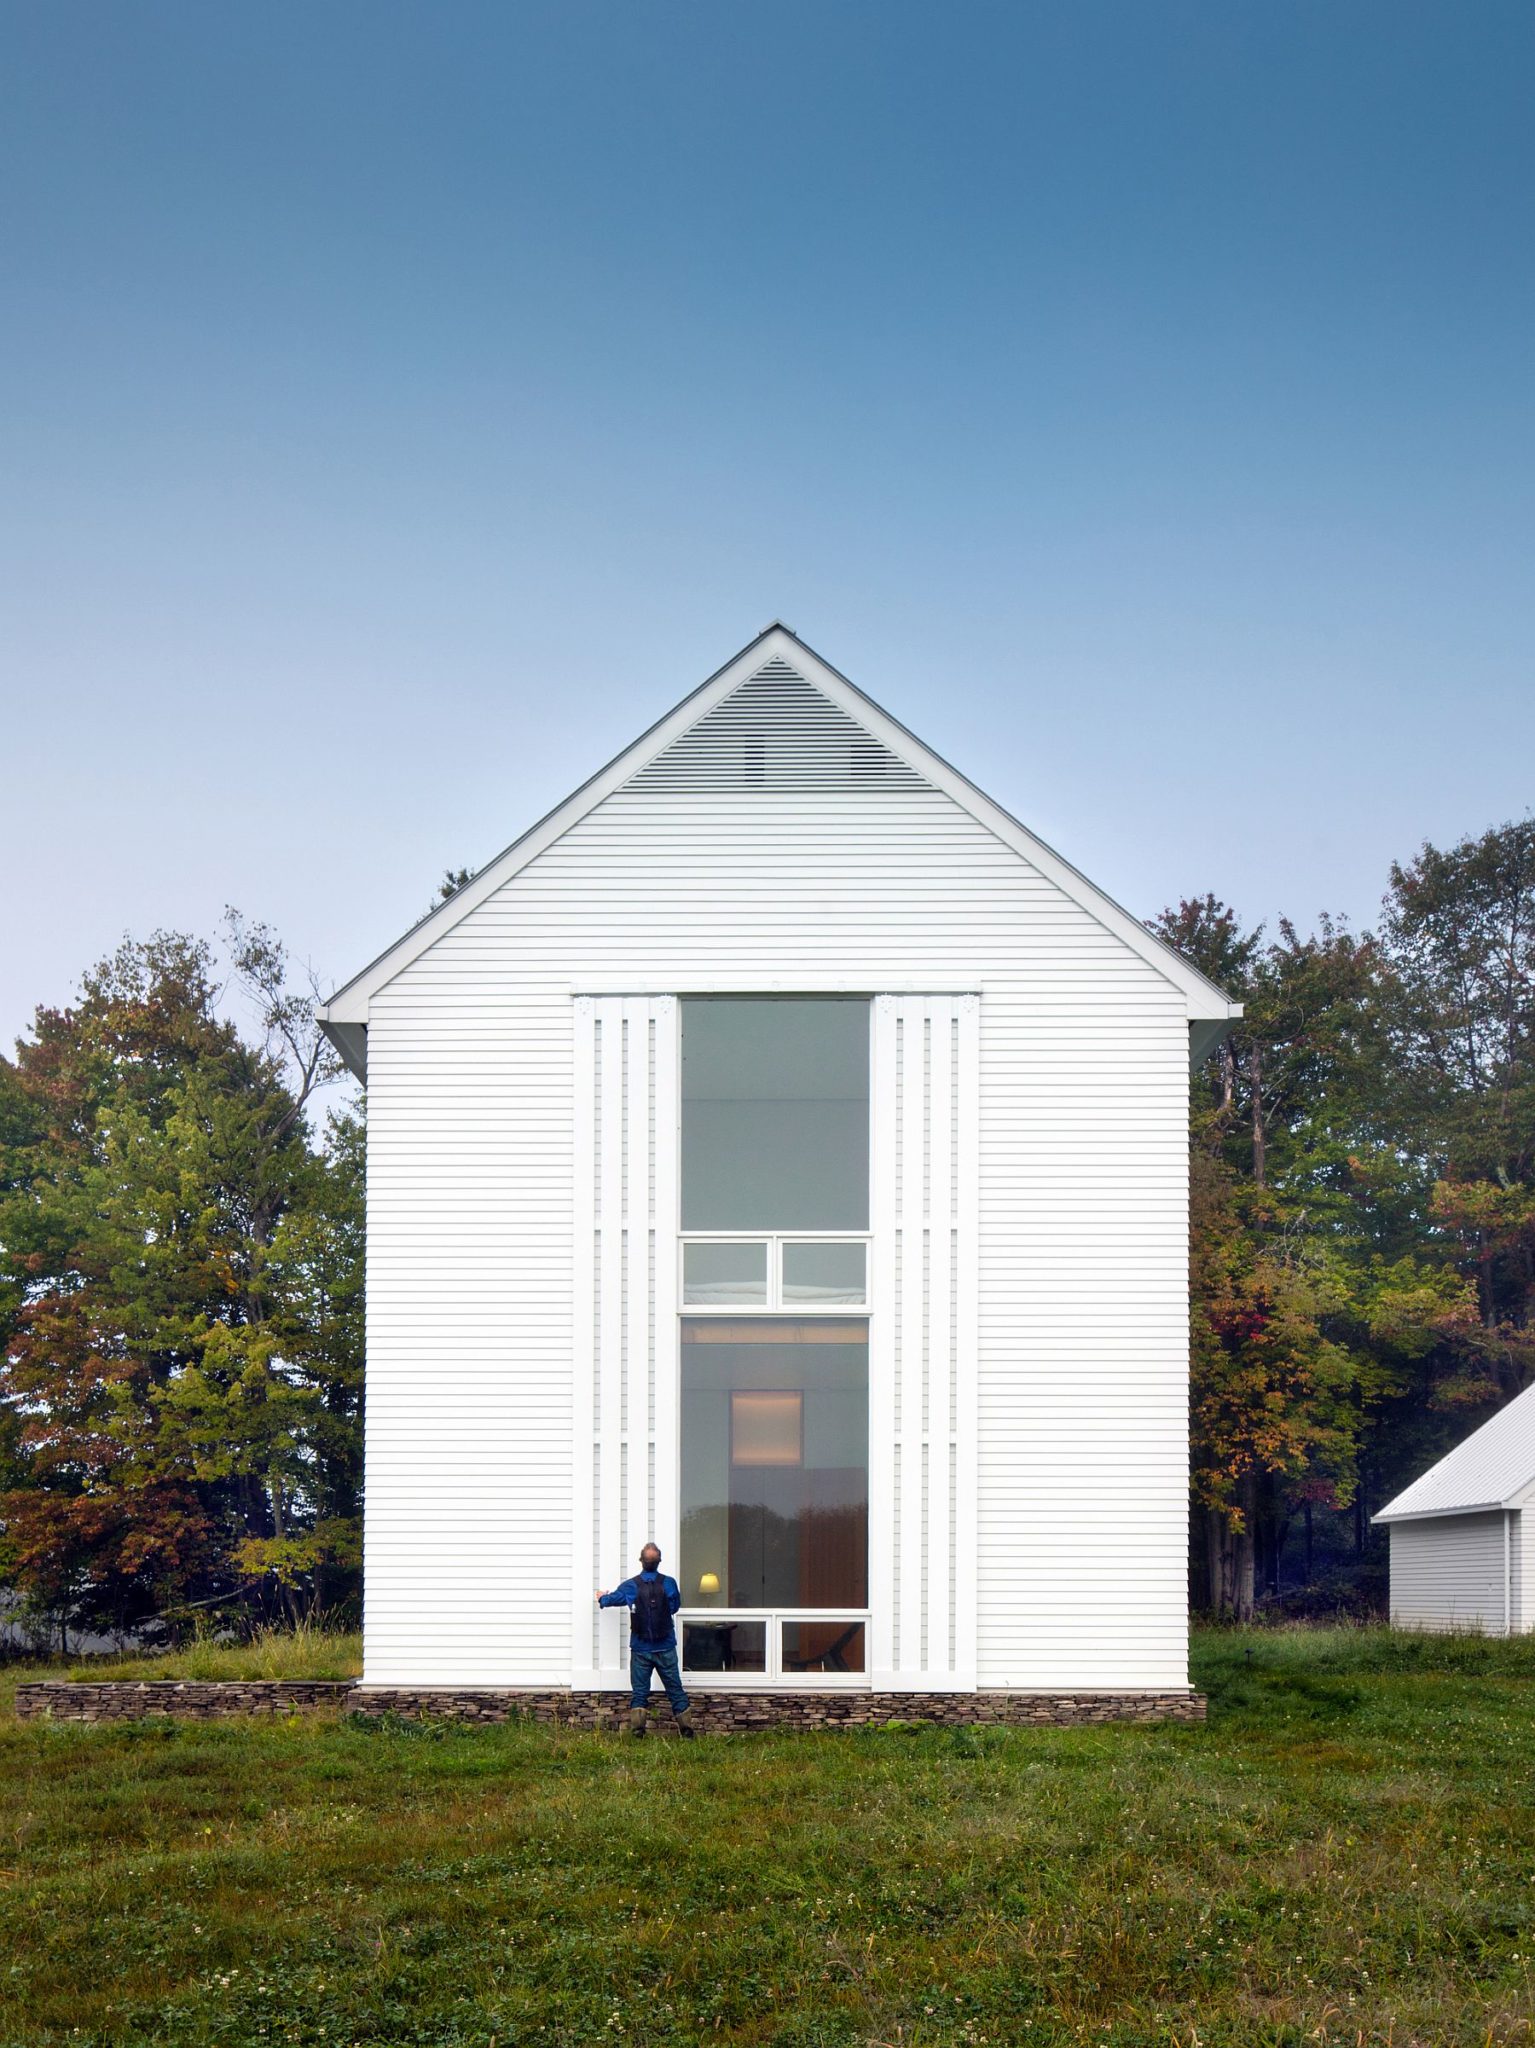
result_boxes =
[731,1390,802,1465]
[681,1319,868,1612]
[782,1241,867,1305]
[781,1620,867,1675]
[681,1619,767,1674]
[681,999,869,1230]
[682,1241,768,1305]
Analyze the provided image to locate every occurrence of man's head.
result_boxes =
[639,1543,662,1573]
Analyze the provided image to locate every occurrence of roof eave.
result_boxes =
[1372,1498,1513,1525]
[320,1017,368,1084]
[1189,1014,1242,1073]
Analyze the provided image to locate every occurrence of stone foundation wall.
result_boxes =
[351,1688,1206,1730]
[14,1680,1204,1727]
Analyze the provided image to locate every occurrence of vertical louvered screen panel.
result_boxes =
[625,658,929,793]
[572,995,679,1688]
[870,994,979,1690]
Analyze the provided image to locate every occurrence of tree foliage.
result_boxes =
[1158,815,1535,1618]
[0,923,362,1646]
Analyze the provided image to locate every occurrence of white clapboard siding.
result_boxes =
[870,996,979,1689]
[571,996,679,1688]
[1389,1513,1510,1633]
[1514,1512,1528,1634]
[361,662,1193,1691]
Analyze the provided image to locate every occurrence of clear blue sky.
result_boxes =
[3,2,1531,1047]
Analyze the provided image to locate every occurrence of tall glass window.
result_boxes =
[680,1319,869,1610]
[680,998,869,1231]
[679,998,870,1645]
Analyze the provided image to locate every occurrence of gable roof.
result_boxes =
[319,624,1241,1080]
[1374,1384,1535,1524]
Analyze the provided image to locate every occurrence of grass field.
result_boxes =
[3,1628,1533,2047]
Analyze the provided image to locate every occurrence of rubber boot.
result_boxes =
[674,1707,698,1740]
[628,1709,647,1739]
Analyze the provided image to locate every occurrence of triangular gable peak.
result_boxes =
[319,624,1239,1075]
[626,653,929,795]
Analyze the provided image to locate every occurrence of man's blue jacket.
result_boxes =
[599,1570,682,1649]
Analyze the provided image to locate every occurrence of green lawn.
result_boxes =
[2,1629,1533,2047]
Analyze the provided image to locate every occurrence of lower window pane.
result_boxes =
[781,1620,866,1675]
[682,1619,767,1673]
[681,1318,869,1610]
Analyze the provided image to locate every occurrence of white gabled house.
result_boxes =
[320,625,1239,1708]
[1374,1384,1535,1635]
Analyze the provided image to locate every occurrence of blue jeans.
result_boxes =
[629,1641,690,1715]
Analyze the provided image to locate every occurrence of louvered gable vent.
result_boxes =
[625,658,929,794]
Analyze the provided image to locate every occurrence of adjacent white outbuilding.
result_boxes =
[1374,1385,1535,1635]
[320,626,1240,1703]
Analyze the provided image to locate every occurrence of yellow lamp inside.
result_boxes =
[698,1571,720,1597]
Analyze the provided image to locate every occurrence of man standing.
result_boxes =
[597,1542,697,1738]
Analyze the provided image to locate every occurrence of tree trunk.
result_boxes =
[1268,1511,1289,1598]
[1250,1042,1266,1187]
[1233,1474,1256,1622]
[1206,1508,1226,1614]
[1254,1470,1286,1600]
[1205,1497,1257,1622]
[269,1481,303,1628]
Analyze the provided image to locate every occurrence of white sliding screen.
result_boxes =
[571,995,680,1689]
[870,994,980,1690]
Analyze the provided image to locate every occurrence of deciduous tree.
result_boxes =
[0,923,362,1641]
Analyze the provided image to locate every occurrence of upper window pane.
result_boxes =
[782,1241,868,1305]
[682,1241,768,1306]
[681,999,869,1230]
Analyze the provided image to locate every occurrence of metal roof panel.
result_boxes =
[1374,1382,1535,1522]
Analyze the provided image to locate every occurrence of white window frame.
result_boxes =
[679,1232,871,1313]
[677,1298,873,1681]
[676,1607,872,1689]
[673,1002,875,1686]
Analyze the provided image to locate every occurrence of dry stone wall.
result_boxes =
[14,1681,354,1721]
